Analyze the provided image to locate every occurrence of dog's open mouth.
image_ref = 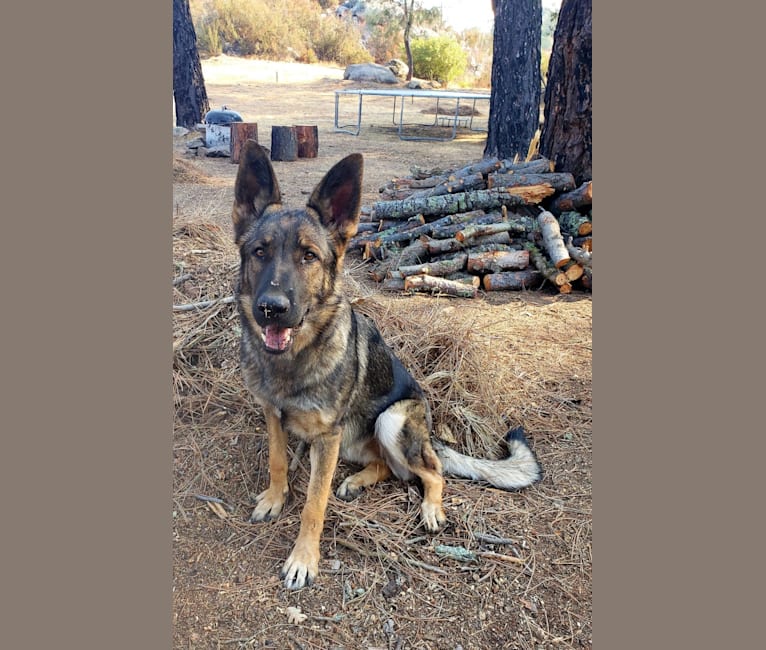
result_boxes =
[260,319,305,354]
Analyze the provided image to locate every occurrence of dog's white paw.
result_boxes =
[280,544,319,590]
[249,487,287,522]
[421,501,447,533]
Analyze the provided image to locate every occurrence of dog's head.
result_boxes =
[232,140,363,355]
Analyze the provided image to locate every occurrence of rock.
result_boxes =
[205,146,231,157]
[173,126,190,137]
[386,58,409,79]
[343,63,398,84]
[186,138,205,149]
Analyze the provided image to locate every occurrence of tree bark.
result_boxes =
[539,0,592,185]
[466,249,530,273]
[484,0,542,160]
[173,0,210,128]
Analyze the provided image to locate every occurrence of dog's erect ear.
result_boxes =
[232,140,282,243]
[307,153,363,247]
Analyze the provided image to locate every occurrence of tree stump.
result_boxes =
[294,125,319,158]
[270,126,298,161]
[230,123,259,164]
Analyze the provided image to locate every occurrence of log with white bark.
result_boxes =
[537,210,571,269]
[466,249,530,273]
[404,274,478,298]
[482,269,544,291]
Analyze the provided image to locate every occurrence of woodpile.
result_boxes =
[351,156,593,297]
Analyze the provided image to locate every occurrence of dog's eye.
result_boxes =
[252,247,265,258]
[303,250,318,262]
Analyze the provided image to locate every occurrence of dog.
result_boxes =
[232,140,541,589]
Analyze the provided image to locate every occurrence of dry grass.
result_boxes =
[173,218,592,649]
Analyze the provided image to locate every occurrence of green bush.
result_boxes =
[411,35,468,84]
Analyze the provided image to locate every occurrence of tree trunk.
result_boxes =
[484,0,542,160]
[539,0,592,185]
[403,1,415,82]
[173,0,210,128]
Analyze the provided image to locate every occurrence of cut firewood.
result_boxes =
[444,272,482,288]
[482,269,544,291]
[487,172,576,193]
[548,180,592,215]
[466,249,530,273]
[537,210,571,269]
[558,211,592,237]
[371,188,534,221]
[526,243,570,290]
[404,274,478,298]
[496,157,554,174]
[562,261,585,282]
[572,236,592,252]
[565,236,592,268]
[398,253,468,277]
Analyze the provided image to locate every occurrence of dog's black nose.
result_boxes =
[257,293,290,317]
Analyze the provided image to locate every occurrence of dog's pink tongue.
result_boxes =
[263,325,293,351]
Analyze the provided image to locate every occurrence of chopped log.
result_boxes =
[580,267,592,291]
[424,236,464,255]
[496,157,554,174]
[444,272,482,288]
[526,243,570,289]
[456,221,524,243]
[395,238,430,266]
[294,125,319,158]
[558,211,592,237]
[432,212,537,240]
[487,172,576,193]
[548,180,592,215]
[270,126,298,161]
[356,222,380,235]
[466,249,529,273]
[572,236,592,252]
[469,231,514,248]
[230,124,259,163]
[381,277,406,292]
[371,188,533,221]
[404,274,478,298]
[537,210,571,268]
[398,253,468,277]
[505,185,557,203]
[453,157,503,178]
[445,172,486,194]
[562,261,584,282]
[565,237,592,268]
[482,269,543,291]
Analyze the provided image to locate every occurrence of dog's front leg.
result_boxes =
[281,429,341,589]
[250,406,289,522]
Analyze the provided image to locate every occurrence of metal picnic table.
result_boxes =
[334,88,491,142]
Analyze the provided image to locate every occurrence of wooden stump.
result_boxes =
[270,126,298,161]
[230,123,259,164]
[294,125,319,158]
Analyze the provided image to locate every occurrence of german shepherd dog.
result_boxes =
[232,141,541,589]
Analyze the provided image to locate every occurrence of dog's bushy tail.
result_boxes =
[432,426,541,490]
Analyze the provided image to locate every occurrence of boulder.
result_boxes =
[343,63,398,84]
[386,59,409,79]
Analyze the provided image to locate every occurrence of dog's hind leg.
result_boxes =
[336,458,392,501]
[250,406,289,523]
[375,400,447,532]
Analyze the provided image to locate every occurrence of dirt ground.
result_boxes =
[173,55,592,649]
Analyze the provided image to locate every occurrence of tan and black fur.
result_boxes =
[232,141,541,590]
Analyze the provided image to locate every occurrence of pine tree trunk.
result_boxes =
[539,0,592,185]
[484,0,542,160]
[173,0,210,128]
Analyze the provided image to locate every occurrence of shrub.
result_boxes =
[410,35,468,84]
